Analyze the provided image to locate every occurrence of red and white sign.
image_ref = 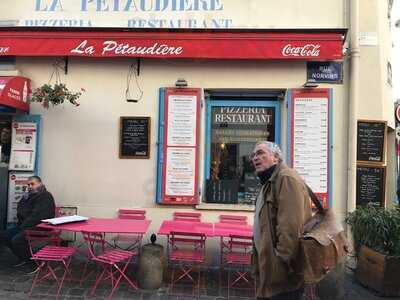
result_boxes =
[0,76,30,112]
[161,88,201,205]
[0,31,344,60]
[9,121,37,171]
[291,89,330,208]
[7,172,34,223]
[395,105,400,123]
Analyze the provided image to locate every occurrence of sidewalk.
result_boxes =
[0,246,399,300]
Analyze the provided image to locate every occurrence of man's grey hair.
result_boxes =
[28,175,42,183]
[254,141,283,162]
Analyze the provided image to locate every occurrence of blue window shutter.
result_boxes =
[156,88,165,204]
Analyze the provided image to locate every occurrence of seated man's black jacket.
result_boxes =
[17,191,55,230]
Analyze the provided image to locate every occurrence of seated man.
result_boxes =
[0,176,55,267]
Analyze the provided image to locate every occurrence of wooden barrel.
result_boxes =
[138,243,166,289]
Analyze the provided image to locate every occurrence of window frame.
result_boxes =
[203,98,281,204]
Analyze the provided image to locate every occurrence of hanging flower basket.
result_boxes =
[30,83,85,109]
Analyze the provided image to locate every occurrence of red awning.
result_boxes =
[0,30,344,60]
[0,76,30,112]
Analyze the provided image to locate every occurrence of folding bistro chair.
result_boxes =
[219,214,248,225]
[168,231,206,297]
[173,212,202,222]
[25,229,76,300]
[218,214,249,265]
[113,209,146,252]
[82,231,138,300]
[222,234,255,299]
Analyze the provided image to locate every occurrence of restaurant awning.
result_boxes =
[0,30,344,60]
[0,76,30,112]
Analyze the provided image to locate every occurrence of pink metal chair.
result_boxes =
[82,231,138,300]
[219,214,248,225]
[217,215,249,269]
[117,209,146,220]
[168,231,206,297]
[113,209,146,252]
[25,229,76,300]
[222,234,255,299]
[173,212,202,222]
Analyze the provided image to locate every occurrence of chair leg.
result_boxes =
[197,266,201,299]
[91,264,107,296]
[55,260,70,300]
[227,267,231,300]
[170,265,176,295]
[29,262,45,298]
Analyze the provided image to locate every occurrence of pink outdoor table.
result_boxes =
[37,217,151,234]
[213,222,253,238]
[158,220,214,237]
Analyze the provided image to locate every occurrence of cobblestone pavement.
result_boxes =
[0,247,399,300]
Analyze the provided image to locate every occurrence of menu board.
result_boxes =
[291,89,330,208]
[165,147,196,196]
[357,120,386,164]
[161,88,201,205]
[356,165,385,206]
[9,122,37,171]
[7,172,34,224]
[119,117,150,159]
[206,179,239,204]
[167,95,197,147]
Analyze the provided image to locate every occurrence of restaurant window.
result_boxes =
[204,96,281,206]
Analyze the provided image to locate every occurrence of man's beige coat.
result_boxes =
[253,162,312,298]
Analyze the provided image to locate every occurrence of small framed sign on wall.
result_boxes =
[119,116,150,159]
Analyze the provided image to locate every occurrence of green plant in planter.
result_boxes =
[30,83,84,109]
[346,204,400,256]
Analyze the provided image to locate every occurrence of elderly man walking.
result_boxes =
[251,141,312,300]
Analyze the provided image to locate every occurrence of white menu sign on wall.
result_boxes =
[161,88,200,205]
[165,147,196,196]
[7,172,34,223]
[167,95,197,147]
[291,89,330,207]
[9,122,37,171]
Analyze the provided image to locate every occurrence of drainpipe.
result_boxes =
[347,0,360,217]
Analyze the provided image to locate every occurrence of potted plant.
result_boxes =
[30,83,84,109]
[346,204,400,296]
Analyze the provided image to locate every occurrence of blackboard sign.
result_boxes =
[206,179,239,204]
[243,173,261,205]
[356,165,386,206]
[357,120,386,164]
[119,117,150,159]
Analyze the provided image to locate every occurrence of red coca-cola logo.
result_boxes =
[282,44,321,57]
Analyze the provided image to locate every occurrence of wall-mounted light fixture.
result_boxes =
[175,78,188,87]
[302,81,319,89]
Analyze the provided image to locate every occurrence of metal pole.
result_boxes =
[347,0,360,216]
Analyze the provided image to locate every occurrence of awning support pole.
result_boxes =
[63,57,69,75]
[136,58,140,76]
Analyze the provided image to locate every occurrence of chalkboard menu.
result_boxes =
[356,165,386,206]
[119,117,150,159]
[243,174,261,204]
[357,120,387,164]
[206,179,239,204]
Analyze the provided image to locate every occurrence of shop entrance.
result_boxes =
[204,96,281,205]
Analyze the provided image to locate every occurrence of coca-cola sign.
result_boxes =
[282,44,321,57]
